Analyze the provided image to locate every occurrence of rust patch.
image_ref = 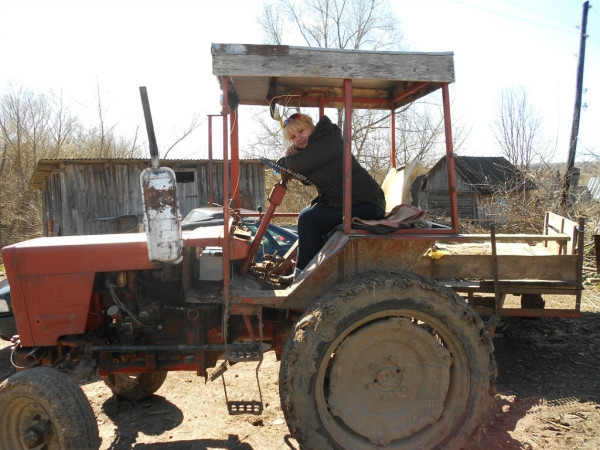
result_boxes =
[142,182,178,214]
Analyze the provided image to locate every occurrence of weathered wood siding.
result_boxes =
[38,160,265,236]
[420,158,486,221]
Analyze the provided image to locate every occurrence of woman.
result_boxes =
[278,112,386,274]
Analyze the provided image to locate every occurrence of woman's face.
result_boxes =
[288,124,312,149]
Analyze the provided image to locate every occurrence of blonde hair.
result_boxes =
[283,113,315,146]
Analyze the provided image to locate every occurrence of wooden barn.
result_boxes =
[418,155,536,225]
[30,158,265,236]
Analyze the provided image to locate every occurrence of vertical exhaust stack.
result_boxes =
[139,86,183,264]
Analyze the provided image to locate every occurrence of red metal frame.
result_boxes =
[221,77,231,305]
[215,75,462,297]
[230,108,240,209]
[442,83,459,230]
[343,78,353,234]
[390,106,396,169]
[207,114,221,205]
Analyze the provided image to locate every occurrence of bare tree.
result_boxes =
[493,86,547,171]
[0,86,143,251]
[253,0,403,165]
[259,0,402,50]
[95,82,115,158]
[65,83,142,159]
[48,91,77,158]
[258,2,284,45]
[251,0,463,192]
[163,115,202,159]
[0,88,48,248]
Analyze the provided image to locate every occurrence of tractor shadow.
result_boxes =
[101,393,299,450]
[131,434,298,449]
[477,312,600,448]
[102,395,184,450]
[0,345,16,382]
[493,313,600,404]
[132,435,253,449]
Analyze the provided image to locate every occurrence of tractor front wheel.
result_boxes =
[0,366,100,449]
[279,272,496,449]
[103,371,168,400]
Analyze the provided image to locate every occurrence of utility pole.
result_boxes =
[561,1,589,209]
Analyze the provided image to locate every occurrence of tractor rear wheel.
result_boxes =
[103,371,168,400]
[0,366,99,449]
[279,272,496,449]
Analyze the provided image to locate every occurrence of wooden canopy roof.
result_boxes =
[211,43,455,111]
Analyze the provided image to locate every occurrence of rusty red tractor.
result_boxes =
[1,44,584,449]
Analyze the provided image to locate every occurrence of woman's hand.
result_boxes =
[282,146,298,181]
[275,156,293,182]
[285,145,299,157]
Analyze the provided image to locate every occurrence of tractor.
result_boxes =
[2,42,535,449]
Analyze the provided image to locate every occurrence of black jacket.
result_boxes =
[280,116,385,215]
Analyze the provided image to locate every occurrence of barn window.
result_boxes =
[176,171,195,183]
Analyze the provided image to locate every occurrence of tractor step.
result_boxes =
[227,400,263,415]
[213,342,264,415]
[226,342,263,362]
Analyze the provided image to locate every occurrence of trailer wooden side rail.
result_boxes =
[412,213,584,334]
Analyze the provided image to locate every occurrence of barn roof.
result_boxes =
[431,156,536,194]
[30,158,263,189]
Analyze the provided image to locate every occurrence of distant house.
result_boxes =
[587,176,600,202]
[30,158,265,236]
[419,155,536,224]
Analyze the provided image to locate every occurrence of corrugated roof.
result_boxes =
[30,158,263,189]
[430,156,536,194]
[587,177,600,201]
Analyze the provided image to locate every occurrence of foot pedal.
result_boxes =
[227,342,263,362]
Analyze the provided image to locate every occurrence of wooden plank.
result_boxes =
[211,44,453,109]
[413,254,579,280]
[443,279,576,294]
[545,212,579,255]
[212,44,455,82]
[496,242,535,256]
[458,233,570,243]
[472,307,581,318]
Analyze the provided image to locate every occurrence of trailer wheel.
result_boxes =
[279,272,496,449]
[103,371,168,400]
[0,366,100,449]
[521,293,545,309]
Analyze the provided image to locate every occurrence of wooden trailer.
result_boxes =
[412,212,584,333]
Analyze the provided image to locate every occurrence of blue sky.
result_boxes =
[0,0,598,164]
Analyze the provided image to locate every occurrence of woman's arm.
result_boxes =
[282,129,341,174]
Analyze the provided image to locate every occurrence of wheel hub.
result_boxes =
[373,363,402,391]
[327,317,452,445]
[24,418,53,448]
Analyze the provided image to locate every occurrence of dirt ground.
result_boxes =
[1,287,600,449]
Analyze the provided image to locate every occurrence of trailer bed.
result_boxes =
[411,212,584,332]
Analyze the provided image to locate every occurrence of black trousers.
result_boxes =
[296,202,383,270]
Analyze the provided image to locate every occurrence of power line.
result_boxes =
[589,35,600,49]
[450,0,577,35]
[500,0,575,29]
